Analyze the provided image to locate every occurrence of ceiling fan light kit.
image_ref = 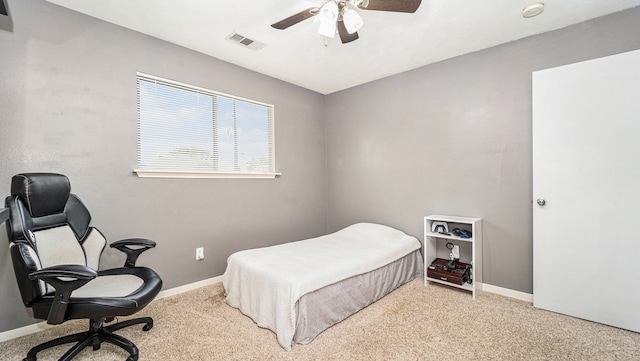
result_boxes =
[341,7,364,34]
[318,1,339,37]
[271,0,422,45]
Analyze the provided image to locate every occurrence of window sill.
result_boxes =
[133,170,281,179]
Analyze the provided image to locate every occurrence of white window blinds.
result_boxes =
[136,73,276,177]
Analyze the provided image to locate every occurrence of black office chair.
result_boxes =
[4,173,162,361]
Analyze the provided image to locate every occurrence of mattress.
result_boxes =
[223,223,422,350]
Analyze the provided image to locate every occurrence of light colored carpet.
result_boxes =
[1,279,639,360]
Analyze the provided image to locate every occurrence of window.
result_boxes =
[135,73,278,178]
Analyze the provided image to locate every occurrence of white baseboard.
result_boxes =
[0,322,57,343]
[0,275,223,343]
[480,282,533,303]
[156,275,222,300]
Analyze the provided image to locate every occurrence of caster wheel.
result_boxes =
[142,322,153,331]
[23,357,36,361]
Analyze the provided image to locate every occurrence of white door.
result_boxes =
[532,49,640,332]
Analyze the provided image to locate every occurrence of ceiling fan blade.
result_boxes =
[271,7,320,30]
[359,0,422,13]
[337,20,359,44]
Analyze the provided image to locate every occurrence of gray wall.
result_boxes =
[0,0,327,332]
[325,7,640,293]
[2,0,640,335]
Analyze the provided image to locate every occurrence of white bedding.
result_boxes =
[222,222,422,350]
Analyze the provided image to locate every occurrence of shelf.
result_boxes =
[425,214,482,223]
[425,276,474,292]
[424,231,473,243]
[423,215,482,300]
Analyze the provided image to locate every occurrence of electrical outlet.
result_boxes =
[196,247,204,260]
[452,245,460,259]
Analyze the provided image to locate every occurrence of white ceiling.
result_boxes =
[47,0,640,95]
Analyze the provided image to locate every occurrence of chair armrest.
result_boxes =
[110,238,157,268]
[29,265,97,325]
[29,264,97,280]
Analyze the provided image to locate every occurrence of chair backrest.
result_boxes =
[4,173,106,305]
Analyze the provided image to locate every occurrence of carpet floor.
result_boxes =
[1,278,639,360]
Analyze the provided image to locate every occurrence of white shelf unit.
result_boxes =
[424,215,482,299]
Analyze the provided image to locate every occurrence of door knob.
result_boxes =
[536,198,546,206]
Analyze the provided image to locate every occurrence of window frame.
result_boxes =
[134,72,280,179]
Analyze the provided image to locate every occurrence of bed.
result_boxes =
[222,222,423,350]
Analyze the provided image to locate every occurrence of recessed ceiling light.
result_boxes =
[522,2,544,18]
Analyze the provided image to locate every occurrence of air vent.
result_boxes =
[225,32,266,51]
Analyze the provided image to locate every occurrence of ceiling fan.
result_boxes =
[271,0,422,44]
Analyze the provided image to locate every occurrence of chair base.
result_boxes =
[23,317,153,361]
